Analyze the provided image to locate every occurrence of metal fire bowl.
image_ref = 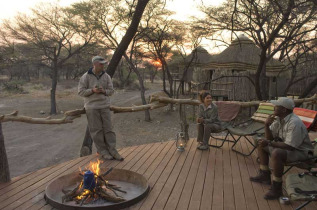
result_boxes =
[45,168,150,210]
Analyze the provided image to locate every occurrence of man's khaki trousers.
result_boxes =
[86,108,116,156]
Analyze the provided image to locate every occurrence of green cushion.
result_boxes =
[286,174,317,201]
[256,109,274,115]
[258,105,274,111]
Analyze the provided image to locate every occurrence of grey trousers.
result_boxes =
[85,108,116,156]
[197,123,222,145]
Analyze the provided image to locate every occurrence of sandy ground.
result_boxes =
[1,80,199,178]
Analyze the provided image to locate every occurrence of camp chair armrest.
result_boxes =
[232,119,253,128]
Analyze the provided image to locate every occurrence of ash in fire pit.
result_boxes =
[45,161,150,210]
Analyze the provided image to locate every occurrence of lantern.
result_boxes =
[176,132,186,151]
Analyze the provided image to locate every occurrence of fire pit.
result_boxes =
[45,162,150,210]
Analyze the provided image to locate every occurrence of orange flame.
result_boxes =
[75,189,90,200]
[85,159,101,176]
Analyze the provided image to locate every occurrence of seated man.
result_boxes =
[250,97,314,200]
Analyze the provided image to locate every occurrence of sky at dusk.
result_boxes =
[0,0,227,53]
[0,0,225,22]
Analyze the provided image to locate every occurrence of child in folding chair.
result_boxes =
[196,91,222,150]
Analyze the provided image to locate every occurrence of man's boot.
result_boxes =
[250,169,271,185]
[109,149,124,161]
[264,181,283,200]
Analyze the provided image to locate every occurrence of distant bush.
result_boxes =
[2,80,26,93]
[31,83,45,90]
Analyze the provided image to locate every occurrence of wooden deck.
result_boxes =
[1,136,316,210]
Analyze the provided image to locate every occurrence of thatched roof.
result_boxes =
[184,46,213,64]
[201,34,288,77]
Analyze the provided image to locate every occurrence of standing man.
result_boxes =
[78,55,123,161]
[250,97,313,199]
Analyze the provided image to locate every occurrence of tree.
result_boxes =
[142,15,185,98]
[194,0,317,100]
[1,3,95,114]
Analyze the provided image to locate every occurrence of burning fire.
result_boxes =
[63,160,126,206]
[78,159,101,176]
[88,159,101,176]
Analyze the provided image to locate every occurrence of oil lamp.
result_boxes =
[176,132,186,151]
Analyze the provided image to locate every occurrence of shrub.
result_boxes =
[2,80,25,93]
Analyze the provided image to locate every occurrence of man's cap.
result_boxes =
[92,56,107,64]
[270,97,295,110]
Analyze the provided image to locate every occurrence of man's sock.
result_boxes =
[272,176,282,182]
[260,165,270,171]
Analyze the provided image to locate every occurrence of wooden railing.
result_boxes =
[1,94,316,182]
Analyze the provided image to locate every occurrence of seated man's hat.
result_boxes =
[270,97,295,110]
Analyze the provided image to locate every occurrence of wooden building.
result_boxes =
[200,34,288,101]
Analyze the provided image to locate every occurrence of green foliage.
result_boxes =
[31,83,45,90]
[2,80,25,93]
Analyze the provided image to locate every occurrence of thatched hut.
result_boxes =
[201,34,288,101]
[174,47,213,94]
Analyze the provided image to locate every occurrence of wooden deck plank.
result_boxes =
[211,142,224,210]
[175,141,203,210]
[1,136,316,210]
[199,141,217,210]
[235,139,259,210]
[151,139,195,210]
[187,142,209,210]
[130,142,162,172]
[222,140,236,210]
[122,143,153,170]
[244,138,282,210]
[134,141,170,175]
[0,170,41,190]
[227,136,247,210]
[163,139,197,210]
[135,141,179,210]
[137,143,181,210]
[240,138,271,210]
[0,158,76,199]
[129,140,175,210]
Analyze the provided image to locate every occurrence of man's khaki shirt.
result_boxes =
[270,113,313,152]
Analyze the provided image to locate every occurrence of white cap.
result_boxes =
[92,56,107,64]
[270,97,295,110]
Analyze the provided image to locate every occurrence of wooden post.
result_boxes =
[0,123,10,182]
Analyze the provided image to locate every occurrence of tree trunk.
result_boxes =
[135,69,151,121]
[106,0,150,78]
[255,50,267,100]
[0,123,10,183]
[123,54,151,121]
[50,66,58,115]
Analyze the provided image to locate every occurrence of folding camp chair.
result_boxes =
[208,101,241,148]
[226,103,275,156]
[283,108,317,174]
[285,171,317,210]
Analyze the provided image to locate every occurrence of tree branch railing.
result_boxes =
[1,93,316,182]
